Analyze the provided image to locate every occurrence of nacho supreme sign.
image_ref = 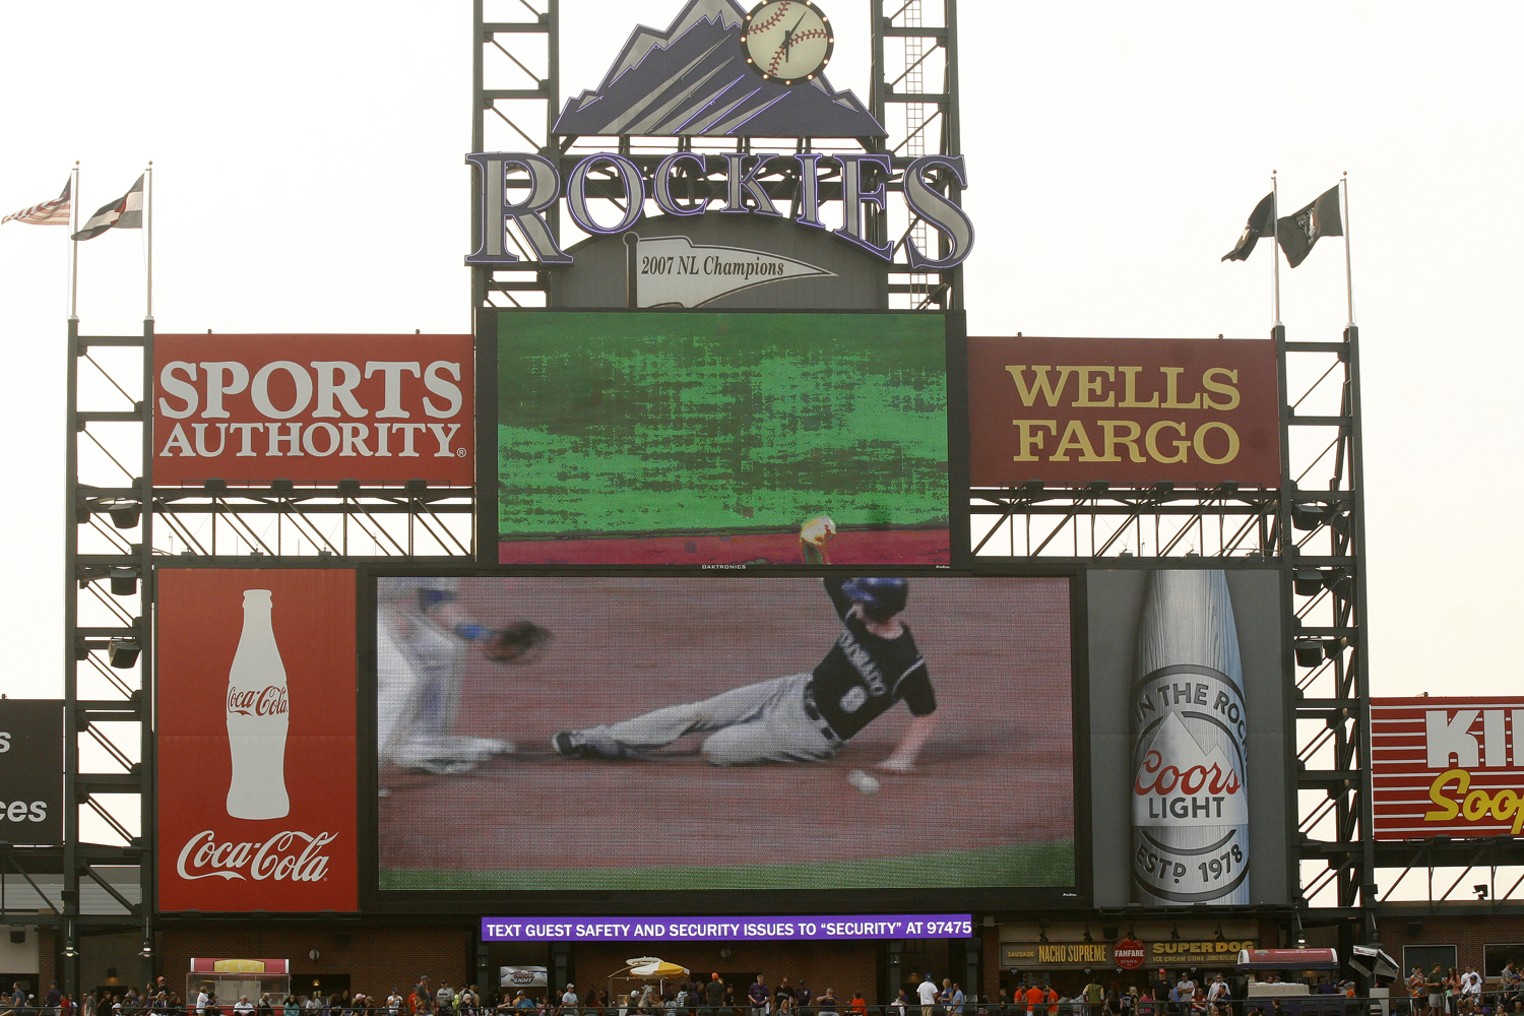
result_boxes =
[154,334,473,486]
[967,337,1280,487]
[1372,698,1524,840]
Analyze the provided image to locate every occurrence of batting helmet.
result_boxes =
[841,577,909,620]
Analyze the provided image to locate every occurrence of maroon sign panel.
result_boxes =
[153,334,473,486]
[157,569,358,912]
[967,337,1280,487]
[1372,697,1524,841]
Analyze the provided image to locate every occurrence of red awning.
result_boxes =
[1236,949,1339,971]
[188,959,291,975]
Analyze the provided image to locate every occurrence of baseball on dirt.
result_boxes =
[847,769,880,794]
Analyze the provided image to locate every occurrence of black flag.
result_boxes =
[1222,192,1275,262]
[1276,185,1343,268]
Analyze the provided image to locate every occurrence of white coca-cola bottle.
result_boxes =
[225,589,290,820]
[1129,569,1250,904]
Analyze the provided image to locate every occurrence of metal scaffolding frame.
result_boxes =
[469,0,966,313]
[26,0,1521,1000]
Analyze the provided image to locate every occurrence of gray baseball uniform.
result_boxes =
[557,577,934,765]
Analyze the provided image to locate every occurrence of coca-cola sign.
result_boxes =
[175,829,338,882]
[157,569,357,912]
[152,334,474,486]
[226,684,289,717]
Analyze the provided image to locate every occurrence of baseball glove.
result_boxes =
[799,513,837,564]
[482,621,551,664]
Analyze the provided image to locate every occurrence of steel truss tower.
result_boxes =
[46,322,473,991]
[467,0,1396,945]
[470,0,965,312]
[30,1,1509,1001]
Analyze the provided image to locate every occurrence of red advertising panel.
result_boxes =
[1371,697,1524,840]
[153,334,473,486]
[967,336,1280,488]
[157,569,357,911]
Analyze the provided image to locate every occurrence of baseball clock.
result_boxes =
[740,0,834,84]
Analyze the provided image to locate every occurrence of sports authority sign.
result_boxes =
[153,334,473,486]
[156,569,357,912]
[1371,697,1524,840]
[967,337,1280,488]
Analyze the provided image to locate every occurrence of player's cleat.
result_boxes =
[462,736,515,758]
[391,735,513,774]
[552,729,650,759]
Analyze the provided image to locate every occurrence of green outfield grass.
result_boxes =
[379,840,1073,892]
[495,311,950,539]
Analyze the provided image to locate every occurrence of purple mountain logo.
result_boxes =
[553,0,886,138]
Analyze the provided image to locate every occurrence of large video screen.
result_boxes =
[366,573,1077,910]
[485,311,954,566]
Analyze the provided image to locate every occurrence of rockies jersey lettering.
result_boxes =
[811,578,935,741]
[834,630,887,696]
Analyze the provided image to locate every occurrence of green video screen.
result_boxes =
[493,311,952,565]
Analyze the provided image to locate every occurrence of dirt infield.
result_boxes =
[377,576,1075,887]
[497,527,951,566]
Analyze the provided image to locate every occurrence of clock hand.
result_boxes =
[784,11,809,59]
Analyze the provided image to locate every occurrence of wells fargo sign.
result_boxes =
[966,337,1280,488]
[1372,698,1524,840]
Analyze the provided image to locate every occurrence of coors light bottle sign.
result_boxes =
[157,570,358,912]
[1130,569,1250,904]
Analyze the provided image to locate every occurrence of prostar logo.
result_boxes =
[175,829,338,882]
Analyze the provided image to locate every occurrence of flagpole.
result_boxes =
[68,162,80,322]
[1341,170,1354,327]
[1271,170,1281,328]
[144,161,154,322]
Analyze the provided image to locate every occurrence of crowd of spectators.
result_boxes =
[8,967,1524,1016]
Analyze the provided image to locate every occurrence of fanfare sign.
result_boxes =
[1371,697,1524,840]
[153,334,474,486]
[967,337,1280,487]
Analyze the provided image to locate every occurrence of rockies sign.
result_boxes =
[466,0,974,309]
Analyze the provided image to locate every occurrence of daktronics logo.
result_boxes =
[175,829,338,882]
[152,335,474,486]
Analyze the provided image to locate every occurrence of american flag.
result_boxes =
[72,174,144,240]
[1,179,71,226]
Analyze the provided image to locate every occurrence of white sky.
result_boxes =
[2,0,1521,704]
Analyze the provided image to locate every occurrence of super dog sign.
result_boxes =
[1371,698,1524,840]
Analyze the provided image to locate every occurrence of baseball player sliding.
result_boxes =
[378,576,549,774]
[552,576,938,768]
